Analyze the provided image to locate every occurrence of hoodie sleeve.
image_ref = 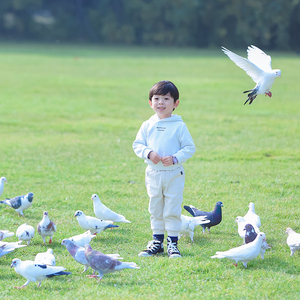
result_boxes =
[132,122,152,160]
[174,123,196,164]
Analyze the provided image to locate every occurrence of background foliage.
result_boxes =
[0,0,299,50]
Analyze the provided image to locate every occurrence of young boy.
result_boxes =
[132,80,195,258]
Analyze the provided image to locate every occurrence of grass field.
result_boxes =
[0,42,299,299]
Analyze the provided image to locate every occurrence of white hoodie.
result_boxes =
[133,114,195,170]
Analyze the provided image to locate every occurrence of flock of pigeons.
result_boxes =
[1,174,299,289]
[0,176,140,289]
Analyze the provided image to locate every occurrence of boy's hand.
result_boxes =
[161,156,173,166]
[149,151,162,164]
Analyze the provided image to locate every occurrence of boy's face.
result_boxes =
[149,92,179,119]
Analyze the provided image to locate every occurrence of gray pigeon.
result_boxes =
[61,239,123,273]
[0,177,7,197]
[0,192,34,216]
[84,244,139,281]
[37,211,56,244]
[222,45,281,105]
[11,258,71,289]
[184,201,223,233]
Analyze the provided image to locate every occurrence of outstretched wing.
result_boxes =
[247,45,272,72]
[222,46,264,83]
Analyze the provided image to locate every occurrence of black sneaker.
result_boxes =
[138,240,164,257]
[167,237,181,258]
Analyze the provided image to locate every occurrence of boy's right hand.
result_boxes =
[148,151,162,164]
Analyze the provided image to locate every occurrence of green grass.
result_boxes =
[0,42,299,299]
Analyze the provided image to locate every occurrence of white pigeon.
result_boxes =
[61,239,123,273]
[235,216,260,241]
[16,223,35,245]
[91,194,131,223]
[67,230,97,247]
[211,232,265,267]
[74,210,118,234]
[0,177,7,197]
[286,227,300,256]
[37,211,56,244]
[243,202,261,228]
[0,230,14,241]
[222,45,281,105]
[35,249,56,266]
[10,258,71,289]
[0,192,34,216]
[244,223,270,259]
[179,214,210,242]
[0,241,27,258]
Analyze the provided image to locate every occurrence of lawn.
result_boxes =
[0,42,299,300]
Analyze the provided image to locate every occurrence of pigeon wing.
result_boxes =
[247,45,272,72]
[222,46,264,83]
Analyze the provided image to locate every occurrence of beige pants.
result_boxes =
[145,165,185,237]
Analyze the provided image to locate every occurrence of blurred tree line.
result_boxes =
[0,0,299,50]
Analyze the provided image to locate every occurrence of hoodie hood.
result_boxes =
[149,114,183,123]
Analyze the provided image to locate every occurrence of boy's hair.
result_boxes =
[149,80,179,102]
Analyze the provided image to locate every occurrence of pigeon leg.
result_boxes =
[233,263,237,267]
[49,237,52,244]
[37,281,42,288]
[87,275,100,279]
[14,286,26,289]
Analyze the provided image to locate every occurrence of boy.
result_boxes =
[132,80,195,258]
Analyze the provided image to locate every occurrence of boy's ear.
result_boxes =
[148,100,152,107]
[174,100,179,109]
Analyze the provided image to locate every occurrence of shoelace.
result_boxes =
[147,240,161,250]
[167,241,179,253]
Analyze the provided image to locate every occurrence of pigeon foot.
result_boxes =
[265,91,272,97]
[14,286,26,289]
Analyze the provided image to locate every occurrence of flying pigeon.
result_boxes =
[179,214,210,242]
[11,258,71,289]
[74,210,119,234]
[184,201,223,233]
[221,45,281,105]
[67,230,97,247]
[37,211,56,244]
[244,224,270,259]
[211,232,265,267]
[16,223,35,245]
[0,177,7,197]
[0,241,26,258]
[235,216,260,241]
[91,194,131,223]
[0,192,34,216]
[35,249,56,266]
[61,239,123,273]
[0,230,14,241]
[84,244,139,281]
[243,202,261,228]
[286,227,300,256]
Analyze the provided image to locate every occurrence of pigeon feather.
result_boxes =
[0,192,34,216]
[184,201,223,233]
[286,227,300,256]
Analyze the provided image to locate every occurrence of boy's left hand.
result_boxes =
[161,156,173,166]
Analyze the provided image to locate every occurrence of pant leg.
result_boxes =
[145,167,165,235]
[163,165,185,237]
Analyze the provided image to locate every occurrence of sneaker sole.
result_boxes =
[169,254,182,258]
[138,251,164,257]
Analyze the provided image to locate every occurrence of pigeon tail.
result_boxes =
[46,271,72,278]
[183,205,196,217]
[0,199,12,207]
[243,87,258,105]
